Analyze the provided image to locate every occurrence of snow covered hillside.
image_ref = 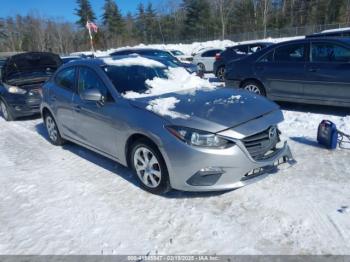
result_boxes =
[0,104,349,254]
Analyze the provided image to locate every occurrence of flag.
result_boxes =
[86,21,98,33]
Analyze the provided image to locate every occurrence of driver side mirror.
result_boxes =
[80,88,103,102]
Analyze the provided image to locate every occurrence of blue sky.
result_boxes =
[0,0,162,21]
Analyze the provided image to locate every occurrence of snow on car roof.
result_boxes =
[322,27,350,33]
[103,56,166,68]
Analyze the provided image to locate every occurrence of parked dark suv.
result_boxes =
[225,38,350,107]
[0,52,62,121]
[214,42,273,81]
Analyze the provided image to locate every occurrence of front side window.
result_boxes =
[258,51,274,62]
[78,67,111,101]
[274,44,306,62]
[311,42,350,62]
[55,67,76,91]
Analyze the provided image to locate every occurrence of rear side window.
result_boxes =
[249,44,264,53]
[233,45,249,54]
[202,50,221,57]
[55,67,76,91]
[311,42,350,62]
[274,44,306,62]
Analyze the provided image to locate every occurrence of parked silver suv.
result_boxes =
[41,56,293,194]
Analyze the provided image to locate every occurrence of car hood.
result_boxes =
[128,87,280,133]
[2,52,62,81]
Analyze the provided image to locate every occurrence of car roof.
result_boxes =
[234,42,274,47]
[111,48,169,54]
[60,55,168,68]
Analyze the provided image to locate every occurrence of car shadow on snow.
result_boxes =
[35,122,232,198]
[278,101,350,117]
[289,136,325,149]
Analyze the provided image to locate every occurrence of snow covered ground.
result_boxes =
[0,100,350,255]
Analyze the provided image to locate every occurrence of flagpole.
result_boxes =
[86,20,95,54]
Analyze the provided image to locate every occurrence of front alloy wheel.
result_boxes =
[130,139,170,194]
[134,147,161,188]
[0,100,13,121]
[217,67,225,81]
[45,114,65,146]
[242,81,265,96]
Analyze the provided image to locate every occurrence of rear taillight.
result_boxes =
[215,53,221,61]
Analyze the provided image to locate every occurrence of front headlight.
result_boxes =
[166,126,234,149]
[6,85,27,95]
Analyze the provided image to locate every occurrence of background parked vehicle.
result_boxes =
[61,56,82,64]
[0,52,62,121]
[225,38,350,107]
[192,48,224,73]
[306,28,350,38]
[110,48,200,76]
[214,42,273,81]
[169,50,193,63]
[41,57,292,194]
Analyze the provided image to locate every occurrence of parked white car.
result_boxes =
[192,48,224,73]
[169,50,193,63]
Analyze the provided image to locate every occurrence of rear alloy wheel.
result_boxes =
[197,63,206,73]
[242,81,266,96]
[45,113,65,146]
[130,139,170,194]
[0,100,14,121]
[217,66,226,81]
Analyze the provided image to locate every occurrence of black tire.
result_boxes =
[241,80,266,96]
[130,138,170,194]
[44,112,65,146]
[0,99,14,121]
[216,66,226,81]
[197,63,206,73]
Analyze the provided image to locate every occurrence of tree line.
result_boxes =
[0,0,350,55]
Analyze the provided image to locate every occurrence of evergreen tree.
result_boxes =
[145,3,157,43]
[136,3,147,43]
[102,0,124,47]
[182,0,212,40]
[75,0,96,28]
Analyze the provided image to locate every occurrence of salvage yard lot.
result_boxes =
[0,104,350,254]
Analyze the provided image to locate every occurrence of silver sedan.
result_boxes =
[41,57,294,194]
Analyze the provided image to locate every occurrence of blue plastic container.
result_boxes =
[317,120,338,149]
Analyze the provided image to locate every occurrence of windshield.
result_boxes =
[104,65,169,94]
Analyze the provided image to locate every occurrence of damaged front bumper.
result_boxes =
[162,138,295,192]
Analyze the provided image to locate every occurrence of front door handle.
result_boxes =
[50,95,57,102]
[308,67,319,72]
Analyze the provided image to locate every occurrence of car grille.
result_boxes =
[242,126,279,161]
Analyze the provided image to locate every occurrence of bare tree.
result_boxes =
[214,0,236,39]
